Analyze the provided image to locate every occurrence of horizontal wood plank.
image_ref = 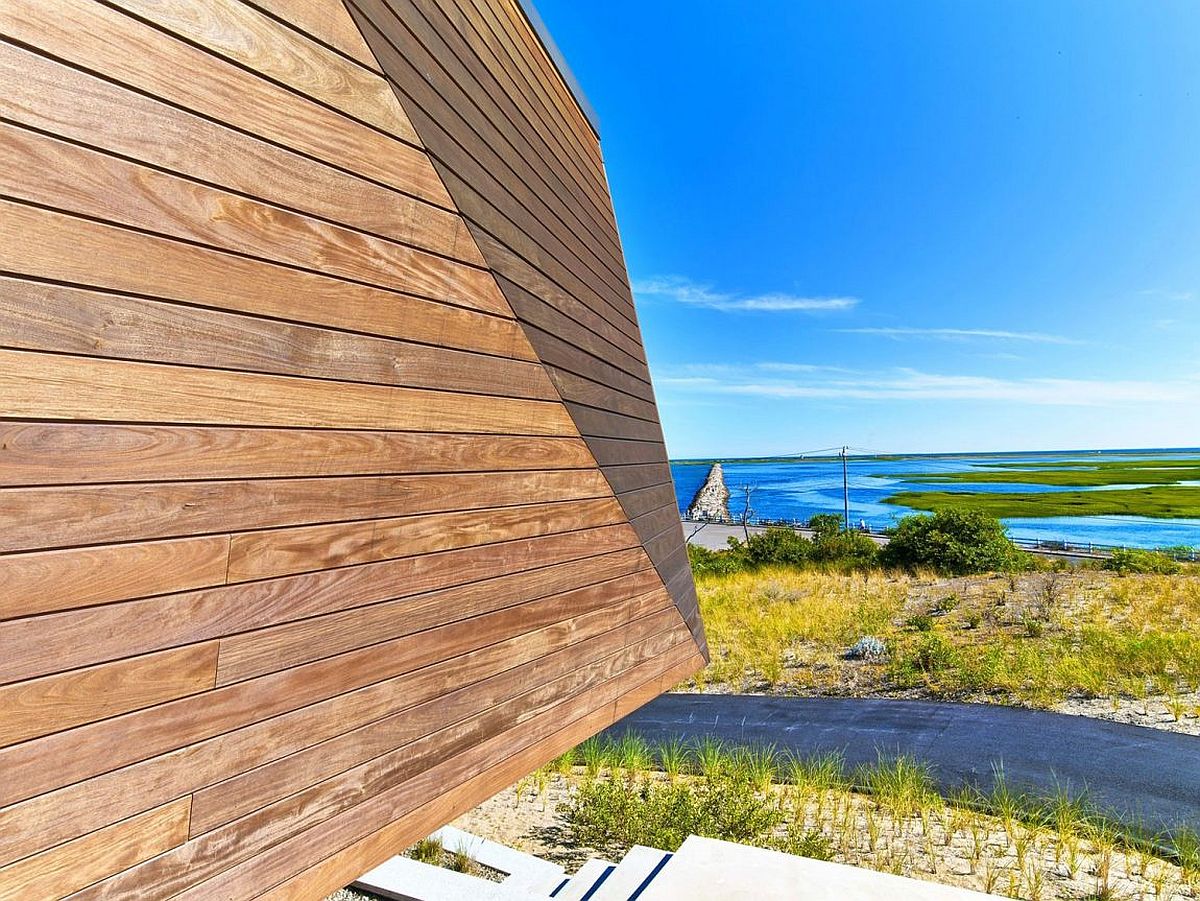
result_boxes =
[0,468,609,554]
[0,643,218,748]
[0,42,480,265]
[0,529,640,684]
[215,566,665,685]
[226,496,625,582]
[0,125,508,312]
[0,424,593,487]
[0,0,451,203]
[107,0,415,140]
[73,624,688,899]
[0,593,658,865]
[0,348,573,435]
[0,799,191,901]
[0,202,529,356]
[0,278,553,400]
[192,601,673,833]
[0,535,230,621]
[246,0,383,71]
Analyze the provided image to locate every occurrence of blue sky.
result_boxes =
[535,0,1200,457]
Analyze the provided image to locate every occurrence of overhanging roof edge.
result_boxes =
[514,0,601,141]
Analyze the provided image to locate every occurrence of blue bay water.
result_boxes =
[669,449,1200,551]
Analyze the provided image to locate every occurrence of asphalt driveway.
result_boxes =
[603,694,1200,832]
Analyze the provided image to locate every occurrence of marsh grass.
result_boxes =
[691,567,1200,705]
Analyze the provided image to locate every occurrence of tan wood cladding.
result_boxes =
[344,0,706,649]
[0,0,704,897]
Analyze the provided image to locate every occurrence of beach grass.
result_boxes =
[690,566,1200,705]
[552,740,1196,899]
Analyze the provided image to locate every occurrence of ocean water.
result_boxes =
[670,448,1200,551]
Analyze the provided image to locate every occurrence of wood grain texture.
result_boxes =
[0,124,508,311]
[0,0,703,895]
[0,348,573,435]
[71,627,690,900]
[0,643,218,748]
[0,423,593,486]
[0,535,231,621]
[0,41,479,265]
[225,496,625,582]
[0,799,191,901]
[0,0,450,202]
[1,201,528,354]
[0,278,554,399]
[0,594,656,866]
[106,0,415,140]
[0,469,611,554]
[247,0,382,70]
[0,529,640,685]
[241,645,703,901]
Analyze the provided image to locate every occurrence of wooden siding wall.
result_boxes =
[0,1,705,899]
[344,0,707,652]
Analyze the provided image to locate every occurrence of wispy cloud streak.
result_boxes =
[654,363,1200,407]
[836,327,1081,345]
[633,275,858,313]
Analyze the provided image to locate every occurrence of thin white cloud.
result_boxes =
[836,327,1081,345]
[1140,289,1194,302]
[654,363,1200,407]
[633,275,858,313]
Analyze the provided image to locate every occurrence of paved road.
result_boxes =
[681,518,1102,563]
[603,695,1200,832]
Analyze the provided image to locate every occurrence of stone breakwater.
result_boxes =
[686,463,731,521]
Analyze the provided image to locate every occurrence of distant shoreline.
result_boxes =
[670,445,1200,466]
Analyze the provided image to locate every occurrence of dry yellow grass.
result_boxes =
[689,566,1200,706]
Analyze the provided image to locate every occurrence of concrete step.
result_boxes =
[587,846,671,900]
[550,857,616,901]
[352,855,537,900]
[430,826,564,894]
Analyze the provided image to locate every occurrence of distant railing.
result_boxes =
[680,515,1199,561]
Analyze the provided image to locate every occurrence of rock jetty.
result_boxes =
[686,463,731,521]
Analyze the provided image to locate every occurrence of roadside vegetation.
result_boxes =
[533,737,1200,901]
[685,511,1199,709]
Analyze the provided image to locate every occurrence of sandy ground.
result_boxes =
[331,772,1197,901]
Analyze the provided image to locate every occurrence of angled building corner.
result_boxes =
[0,0,703,898]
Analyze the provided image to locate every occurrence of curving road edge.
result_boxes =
[602,694,1200,832]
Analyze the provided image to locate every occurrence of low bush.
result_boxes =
[562,768,786,853]
[1103,548,1182,575]
[879,509,1028,575]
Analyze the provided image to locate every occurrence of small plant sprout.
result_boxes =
[694,736,726,779]
[409,836,443,865]
[656,737,688,782]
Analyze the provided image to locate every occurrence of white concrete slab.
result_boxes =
[587,846,671,900]
[430,826,565,893]
[551,858,616,901]
[352,855,536,901]
[636,836,1003,901]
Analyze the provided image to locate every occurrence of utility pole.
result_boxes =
[841,445,850,533]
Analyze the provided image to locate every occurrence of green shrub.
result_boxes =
[744,527,814,567]
[687,542,746,577]
[562,769,785,853]
[812,529,879,568]
[879,509,1027,575]
[906,612,935,632]
[1103,548,1182,575]
[892,633,960,683]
